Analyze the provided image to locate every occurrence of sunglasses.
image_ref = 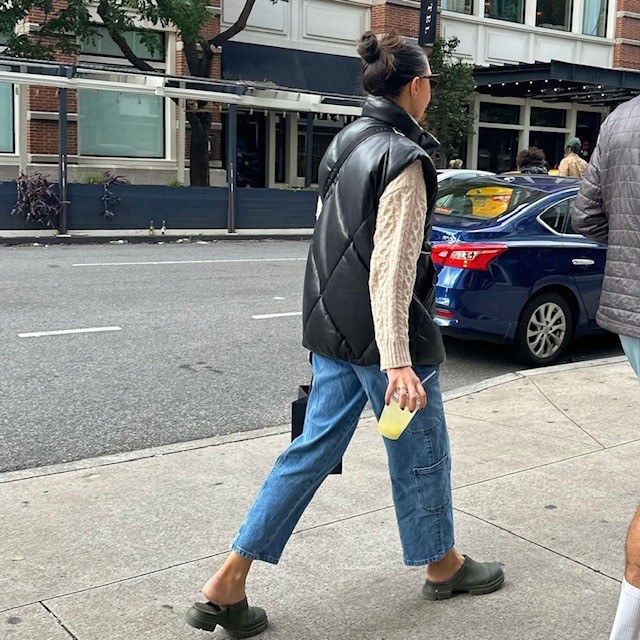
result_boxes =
[420,74,439,91]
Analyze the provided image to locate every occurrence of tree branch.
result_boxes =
[183,40,200,77]
[97,0,155,73]
[208,0,256,49]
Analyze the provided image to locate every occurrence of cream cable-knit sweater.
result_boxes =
[370,160,427,371]
[317,159,428,371]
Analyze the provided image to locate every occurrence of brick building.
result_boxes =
[0,0,638,184]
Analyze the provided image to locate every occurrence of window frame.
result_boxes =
[536,0,574,32]
[484,0,525,24]
[77,88,166,160]
[441,0,473,15]
[536,194,583,237]
[0,81,15,155]
[80,26,165,63]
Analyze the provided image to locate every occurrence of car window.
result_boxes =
[539,198,575,234]
[434,180,545,220]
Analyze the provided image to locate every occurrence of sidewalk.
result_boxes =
[2,357,638,640]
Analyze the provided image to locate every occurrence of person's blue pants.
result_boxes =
[231,354,454,567]
[621,335,640,380]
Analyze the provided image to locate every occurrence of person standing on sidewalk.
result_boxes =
[572,99,640,640]
[185,31,504,638]
[559,136,588,178]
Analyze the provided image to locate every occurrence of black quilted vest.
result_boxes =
[302,96,446,367]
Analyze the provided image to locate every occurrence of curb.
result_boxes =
[0,230,313,246]
[0,355,628,485]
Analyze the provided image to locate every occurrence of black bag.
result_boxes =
[291,384,343,475]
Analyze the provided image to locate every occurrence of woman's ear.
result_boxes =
[410,76,421,97]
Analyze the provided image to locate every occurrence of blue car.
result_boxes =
[430,175,606,366]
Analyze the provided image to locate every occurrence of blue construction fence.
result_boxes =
[0,182,318,231]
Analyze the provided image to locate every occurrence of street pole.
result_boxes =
[305,113,314,188]
[58,65,74,235]
[226,104,238,234]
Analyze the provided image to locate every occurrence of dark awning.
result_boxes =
[474,60,640,106]
[222,41,363,100]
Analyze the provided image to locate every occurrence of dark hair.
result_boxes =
[357,31,429,98]
[517,147,547,170]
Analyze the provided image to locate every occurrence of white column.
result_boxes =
[524,0,537,27]
[468,95,481,169]
[521,99,531,151]
[572,0,584,35]
[266,111,276,188]
[567,106,578,138]
[176,97,186,183]
[285,113,298,186]
[17,83,28,173]
[474,0,484,18]
[607,0,617,40]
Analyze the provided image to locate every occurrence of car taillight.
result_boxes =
[431,242,508,271]
[436,308,455,320]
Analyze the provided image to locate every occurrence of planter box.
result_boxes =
[0,182,54,231]
[67,184,228,230]
[236,189,317,229]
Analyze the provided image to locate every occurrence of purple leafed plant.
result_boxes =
[11,172,60,228]
[101,172,130,219]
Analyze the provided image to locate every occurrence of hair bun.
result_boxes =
[357,32,381,64]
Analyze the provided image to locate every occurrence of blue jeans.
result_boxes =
[621,335,640,380]
[231,354,455,567]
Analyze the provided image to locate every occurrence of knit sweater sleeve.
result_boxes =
[369,159,428,371]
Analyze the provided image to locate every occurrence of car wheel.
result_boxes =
[515,293,574,367]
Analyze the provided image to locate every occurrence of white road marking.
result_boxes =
[72,258,306,267]
[273,297,285,300]
[18,326,123,338]
[252,312,302,320]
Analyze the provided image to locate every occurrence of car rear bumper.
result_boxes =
[435,270,530,344]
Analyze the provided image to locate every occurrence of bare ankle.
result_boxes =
[425,549,465,582]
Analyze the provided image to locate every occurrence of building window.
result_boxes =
[583,0,608,37]
[530,107,567,128]
[485,0,525,23]
[536,0,573,31]
[297,117,342,183]
[479,103,520,125]
[441,0,472,14]
[0,82,14,153]
[478,128,519,173]
[576,111,602,160]
[78,90,164,158]
[81,27,165,62]
[529,131,566,170]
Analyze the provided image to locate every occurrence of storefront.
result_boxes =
[471,60,640,172]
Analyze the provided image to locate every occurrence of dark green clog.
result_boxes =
[184,598,268,639]
[422,555,505,601]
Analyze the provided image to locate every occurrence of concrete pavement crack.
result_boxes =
[528,377,606,449]
[40,601,79,640]
[455,507,620,583]
[446,411,599,447]
[2,506,398,614]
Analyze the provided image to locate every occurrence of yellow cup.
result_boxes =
[376,371,437,440]
[377,394,419,440]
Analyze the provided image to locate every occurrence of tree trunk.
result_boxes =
[186,111,213,187]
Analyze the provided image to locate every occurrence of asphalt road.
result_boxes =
[0,240,621,473]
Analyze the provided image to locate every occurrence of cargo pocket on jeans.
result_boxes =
[413,453,452,514]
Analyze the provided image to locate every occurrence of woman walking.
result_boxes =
[185,32,504,638]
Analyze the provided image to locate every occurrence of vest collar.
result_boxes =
[362,96,439,154]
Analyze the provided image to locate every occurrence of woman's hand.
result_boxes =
[385,366,427,412]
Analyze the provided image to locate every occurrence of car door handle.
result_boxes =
[572,258,595,266]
